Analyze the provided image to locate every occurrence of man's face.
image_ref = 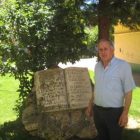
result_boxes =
[98,41,114,64]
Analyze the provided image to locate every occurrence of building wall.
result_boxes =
[114,25,140,64]
[114,25,140,76]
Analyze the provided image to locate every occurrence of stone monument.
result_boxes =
[22,67,97,140]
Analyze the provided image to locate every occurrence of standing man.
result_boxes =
[86,39,136,140]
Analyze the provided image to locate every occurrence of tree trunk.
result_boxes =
[98,17,110,40]
[97,0,111,61]
[98,0,111,40]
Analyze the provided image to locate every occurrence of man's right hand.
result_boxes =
[86,104,93,117]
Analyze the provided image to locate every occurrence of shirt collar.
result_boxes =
[108,56,116,66]
[100,56,116,67]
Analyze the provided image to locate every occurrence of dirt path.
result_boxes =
[126,117,140,129]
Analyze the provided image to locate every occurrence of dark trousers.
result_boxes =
[93,105,124,140]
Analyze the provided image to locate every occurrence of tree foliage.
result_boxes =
[0,0,96,118]
[83,0,140,30]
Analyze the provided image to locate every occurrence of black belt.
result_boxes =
[94,104,123,110]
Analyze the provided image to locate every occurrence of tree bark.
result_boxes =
[98,0,111,40]
[97,0,111,61]
[98,17,110,40]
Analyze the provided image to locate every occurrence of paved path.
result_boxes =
[59,57,97,71]
[126,117,140,129]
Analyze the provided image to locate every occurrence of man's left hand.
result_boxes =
[118,112,128,127]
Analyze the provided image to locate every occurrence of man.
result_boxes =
[86,39,136,140]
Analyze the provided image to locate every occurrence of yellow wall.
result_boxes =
[114,25,140,64]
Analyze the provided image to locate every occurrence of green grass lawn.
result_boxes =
[0,74,20,125]
[129,87,140,120]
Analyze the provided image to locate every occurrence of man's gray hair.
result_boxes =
[98,39,114,48]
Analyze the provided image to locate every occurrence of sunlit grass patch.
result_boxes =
[129,87,140,122]
[0,74,19,125]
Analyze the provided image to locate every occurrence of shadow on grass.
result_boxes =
[0,119,45,140]
[68,136,98,140]
[1,120,139,140]
[123,128,140,140]
[68,128,140,140]
[0,118,98,140]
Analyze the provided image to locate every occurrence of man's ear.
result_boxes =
[112,47,115,52]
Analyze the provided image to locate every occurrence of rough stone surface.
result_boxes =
[22,89,97,140]
[22,88,38,136]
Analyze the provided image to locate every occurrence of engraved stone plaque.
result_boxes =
[34,68,68,112]
[64,67,92,109]
[34,67,92,112]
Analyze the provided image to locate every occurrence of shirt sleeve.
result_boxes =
[120,62,136,93]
